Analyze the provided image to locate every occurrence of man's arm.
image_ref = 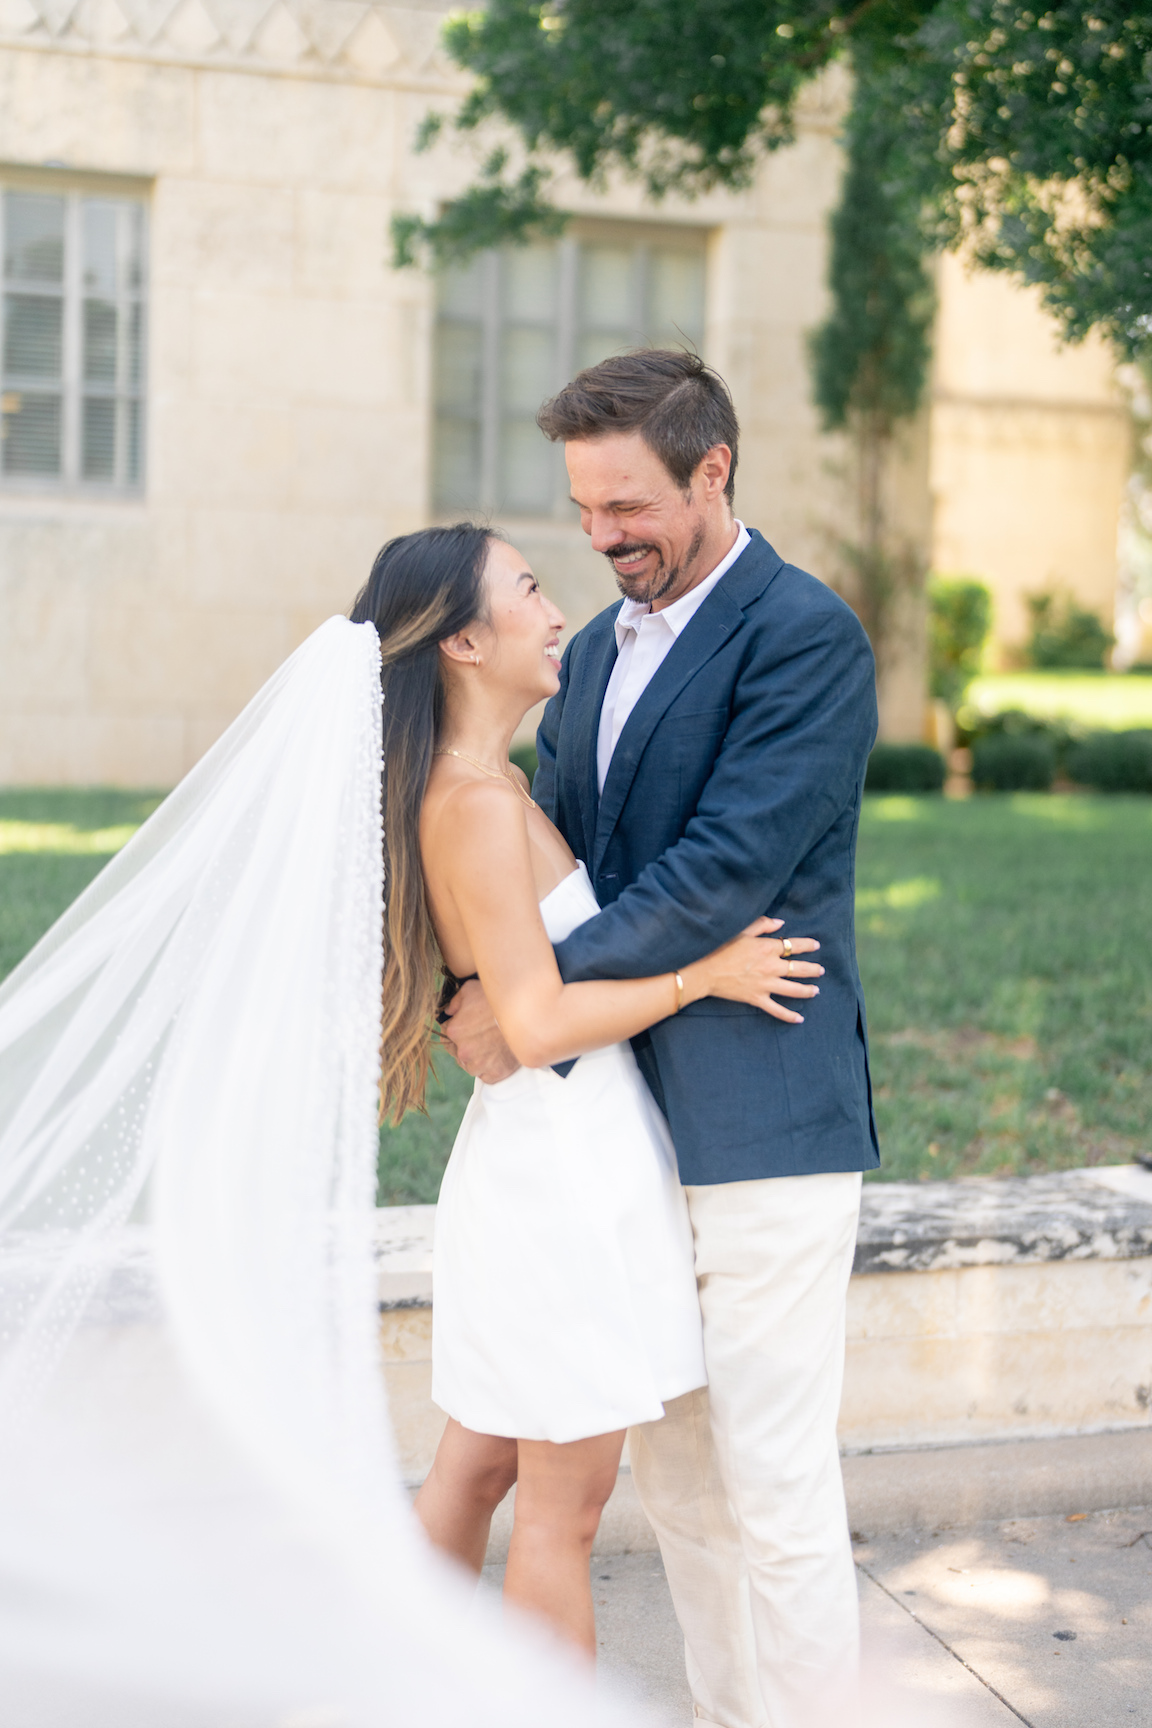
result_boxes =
[554,600,877,984]
[438,978,519,1083]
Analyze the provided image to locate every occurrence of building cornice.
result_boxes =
[0,0,462,87]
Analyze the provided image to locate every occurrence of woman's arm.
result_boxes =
[427,781,820,1071]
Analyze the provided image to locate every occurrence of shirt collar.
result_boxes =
[614,522,750,647]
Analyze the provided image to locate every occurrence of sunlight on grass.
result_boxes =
[856,876,941,912]
[0,821,140,855]
[3,786,1148,1195]
[1008,792,1151,827]
[0,789,163,987]
[865,796,923,823]
[967,672,1152,730]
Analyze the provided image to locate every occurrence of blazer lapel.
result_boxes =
[592,581,746,876]
[564,613,619,864]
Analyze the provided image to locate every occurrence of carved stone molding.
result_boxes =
[0,0,458,81]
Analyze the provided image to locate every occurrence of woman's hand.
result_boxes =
[682,917,823,1025]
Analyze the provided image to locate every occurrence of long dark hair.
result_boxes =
[349,523,494,1122]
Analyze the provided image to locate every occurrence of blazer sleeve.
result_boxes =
[553,596,877,983]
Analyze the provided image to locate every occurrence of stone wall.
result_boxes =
[378,1166,1152,1483]
[931,253,1130,659]
[0,3,1131,780]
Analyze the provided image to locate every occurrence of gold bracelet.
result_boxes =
[674,971,684,1014]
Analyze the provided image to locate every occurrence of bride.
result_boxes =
[349,522,822,1654]
[0,521,818,1721]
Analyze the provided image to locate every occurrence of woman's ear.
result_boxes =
[439,631,481,669]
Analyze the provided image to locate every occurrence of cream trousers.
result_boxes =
[629,1171,863,1728]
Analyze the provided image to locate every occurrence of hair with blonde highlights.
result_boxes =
[349,523,494,1123]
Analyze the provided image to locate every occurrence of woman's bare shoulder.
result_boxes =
[421,770,530,876]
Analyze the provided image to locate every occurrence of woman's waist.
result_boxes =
[476,1041,628,1100]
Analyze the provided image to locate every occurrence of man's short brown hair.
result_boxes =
[537,349,739,503]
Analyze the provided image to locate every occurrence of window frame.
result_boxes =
[0,165,150,499]
[432,218,710,522]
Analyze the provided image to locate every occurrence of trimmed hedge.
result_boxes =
[865,744,946,793]
[1066,729,1152,793]
[1026,592,1113,669]
[514,727,1152,800]
[509,741,539,783]
[972,733,1055,792]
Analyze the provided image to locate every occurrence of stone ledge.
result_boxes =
[375,1168,1152,1308]
[853,1165,1152,1274]
[375,1203,435,1308]
[379,1170,1152,1466]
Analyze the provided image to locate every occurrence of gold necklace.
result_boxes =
[435,747,537,810]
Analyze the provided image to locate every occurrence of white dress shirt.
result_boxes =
[596,521,750,793]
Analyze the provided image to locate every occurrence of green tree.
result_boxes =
[929,576,993,709]
[396,2,1152,363]
[806,53,938,665]
[394,2,1151,710]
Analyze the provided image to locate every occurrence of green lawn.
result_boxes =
[0,788,165,980]
[856,794,1151,1181]
[964,670,1152,731]
[3,788,1149,1198]
[378,1056,473,1205]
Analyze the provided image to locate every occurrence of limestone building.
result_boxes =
[0,0,1130,783]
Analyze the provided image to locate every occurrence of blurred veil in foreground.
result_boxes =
[0,617,642,1728]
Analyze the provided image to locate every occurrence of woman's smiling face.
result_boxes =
[480,538,566,706]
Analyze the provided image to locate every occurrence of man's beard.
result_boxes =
[605,523,707,605]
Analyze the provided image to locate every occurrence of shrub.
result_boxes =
[865,744,946,793]
[959,707,1075,771]
[929,576,992,711]
[1066,730,1152,793]
[1026,592,1114,670]
[509,741,538,783]
[972,733,1056,791]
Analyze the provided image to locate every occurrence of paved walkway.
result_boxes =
[854,1505,1150,1727]
[485,1504,1151,1725]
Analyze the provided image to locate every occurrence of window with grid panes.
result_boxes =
[433,225,706,517]
[1,184,146,491]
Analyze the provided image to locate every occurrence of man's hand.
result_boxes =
[438,979,521,1084]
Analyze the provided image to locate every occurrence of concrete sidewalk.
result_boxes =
[854,1504,1151,1727]
[484,1504,1151,1725]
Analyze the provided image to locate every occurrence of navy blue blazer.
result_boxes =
[534,529,881,1185]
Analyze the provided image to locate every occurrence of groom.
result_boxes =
[442,350,879,1728]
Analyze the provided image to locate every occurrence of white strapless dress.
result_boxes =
[431,862,706,1443]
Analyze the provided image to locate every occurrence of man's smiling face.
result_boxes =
[565,431,732,611]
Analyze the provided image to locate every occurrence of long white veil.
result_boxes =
[0,618,645,1726]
